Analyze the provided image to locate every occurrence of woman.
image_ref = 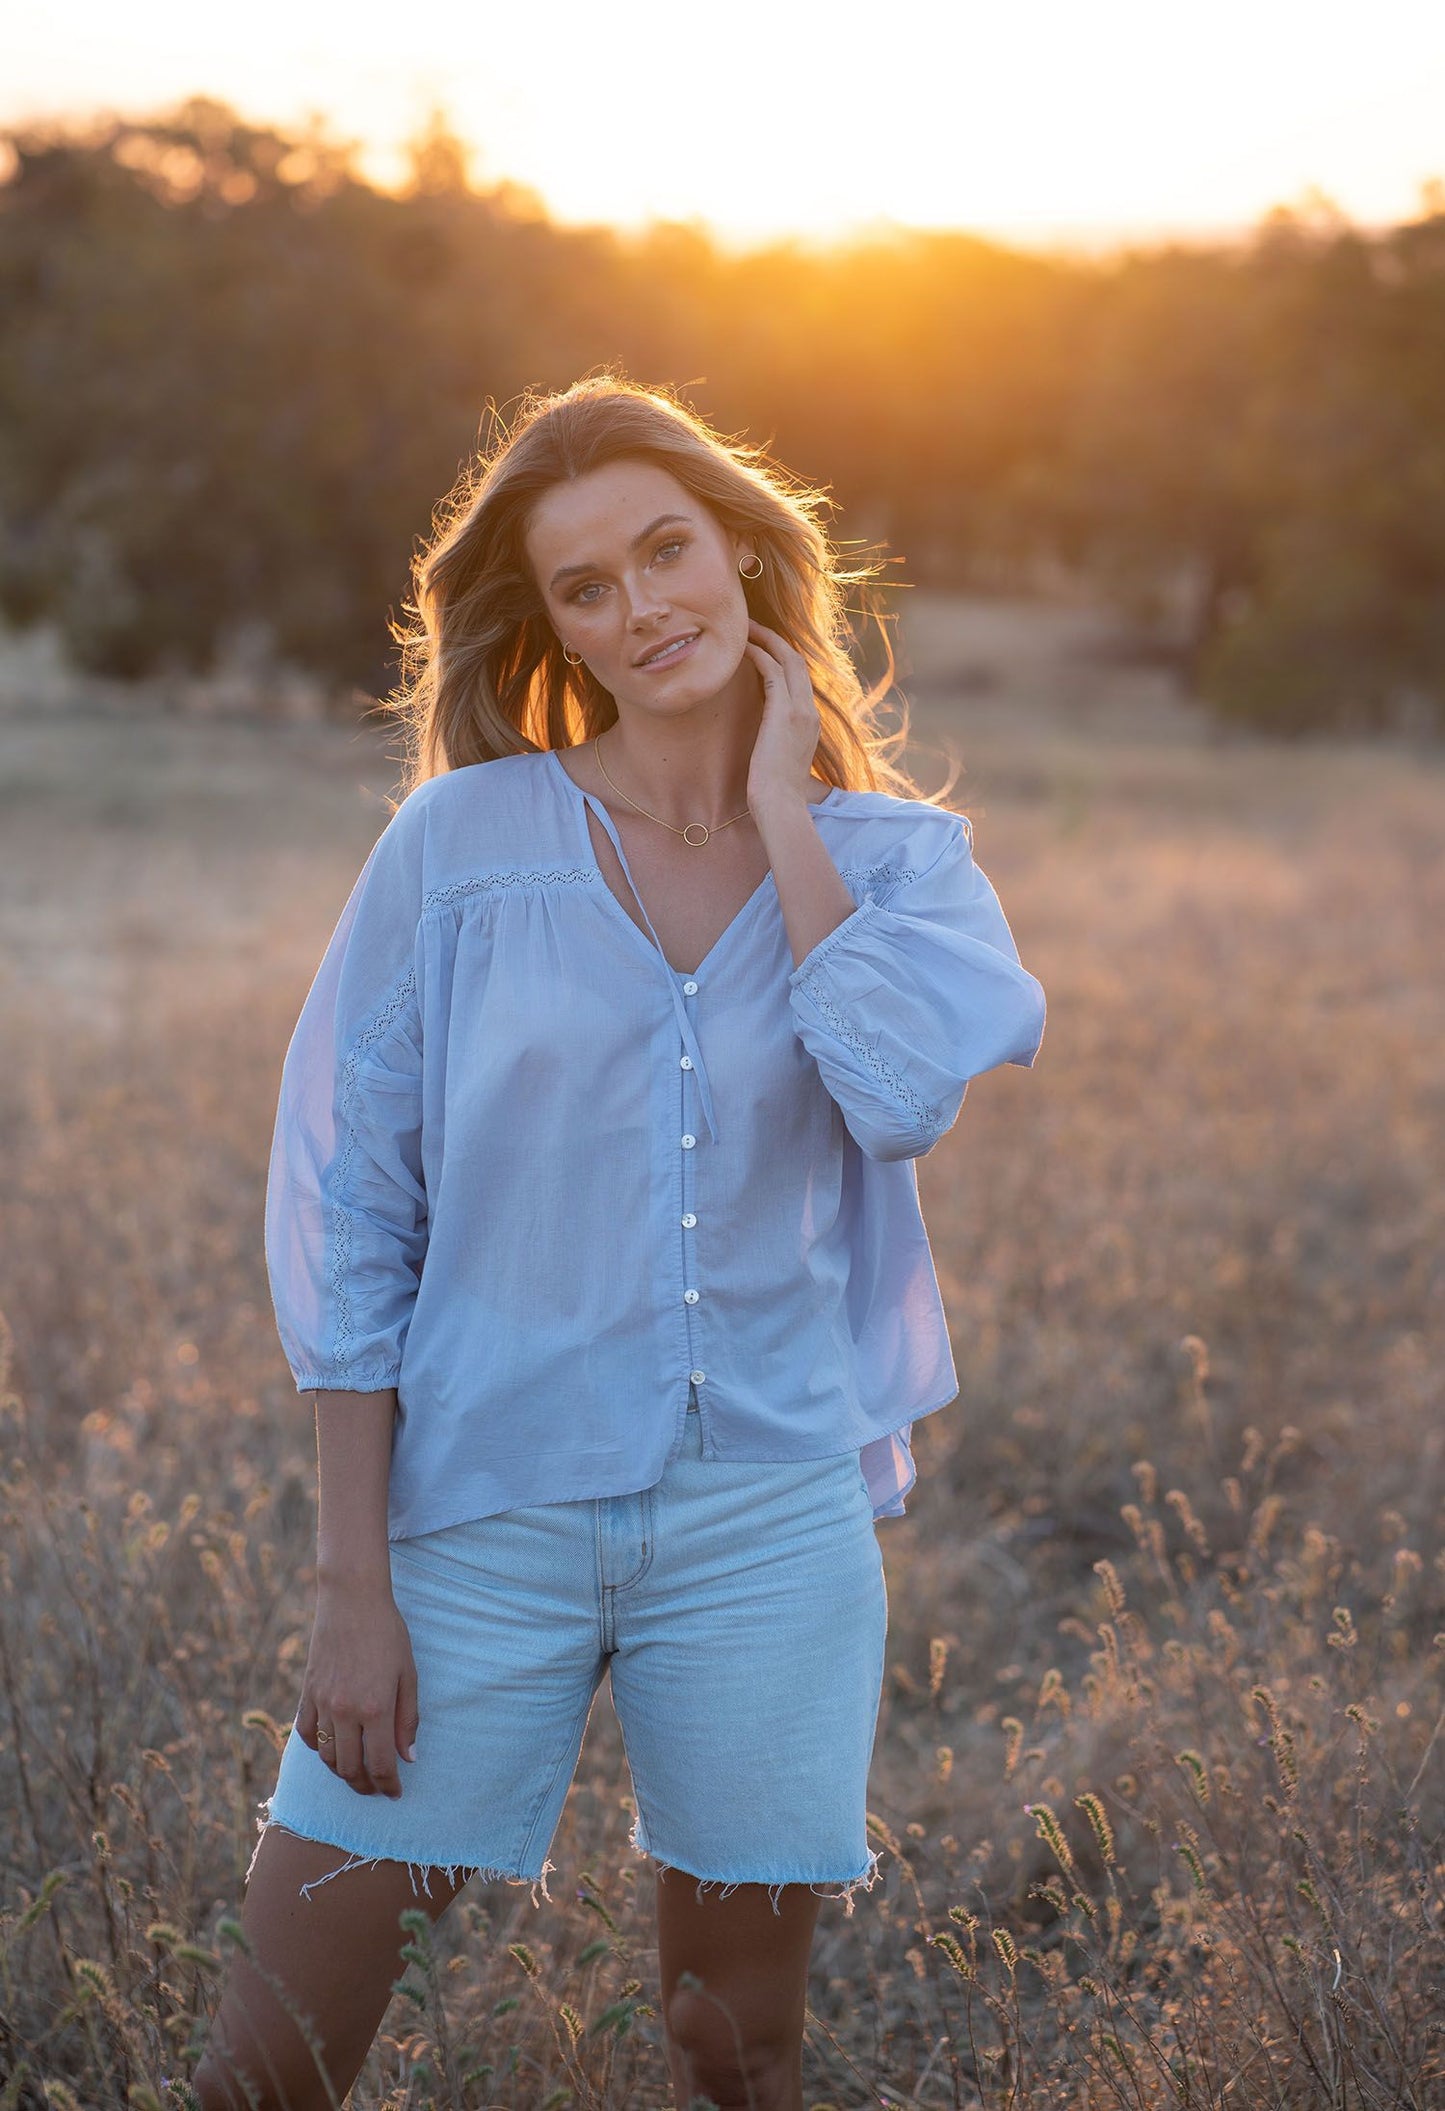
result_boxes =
[196,375,1046,2110]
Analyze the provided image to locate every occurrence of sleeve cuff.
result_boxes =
[292,1370,402,1394]
[786,896,879,990]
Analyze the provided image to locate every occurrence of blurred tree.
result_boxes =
[0,98,1441,731]
[400,104,476,199]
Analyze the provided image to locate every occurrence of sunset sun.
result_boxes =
[5,0,1443,247]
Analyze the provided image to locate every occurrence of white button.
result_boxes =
[681,1212,697,1229]
[683,1288,699,1304]
[682,980,698,995]
[690,1369,706,1385]
[681,1134,696,1149]
[680,1055,693,1070]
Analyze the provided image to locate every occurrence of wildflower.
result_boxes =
[1027,1801,1076,1876]
[1074,1791,1117,1864]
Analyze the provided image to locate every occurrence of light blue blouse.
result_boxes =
[264,747,1047,1542]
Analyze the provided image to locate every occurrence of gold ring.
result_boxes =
[316,1728,334,1744]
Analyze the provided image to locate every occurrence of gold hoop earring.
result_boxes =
[562,645,584,665]
[738,553,764,580]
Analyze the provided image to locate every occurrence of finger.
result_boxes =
[745,639,814,717]
[744,640,784,678]
[331,1719,371,1795]
[294,1695,319,1753]
[745,633,808,685]
[747,619,801,658]
[362,1715,402,1799]
[744,642,801,702]
[396,1660,420,1768]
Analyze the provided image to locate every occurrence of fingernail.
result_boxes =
[402,1743,416,1763]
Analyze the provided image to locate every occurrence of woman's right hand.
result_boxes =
[293,1576,420,1798]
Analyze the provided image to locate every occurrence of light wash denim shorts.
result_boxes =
[253,1390,889,1918]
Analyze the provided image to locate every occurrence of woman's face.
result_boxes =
[525,458,756,720]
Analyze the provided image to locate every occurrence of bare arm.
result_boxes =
[315,1388,396,1587]
[291,1387,420,1798]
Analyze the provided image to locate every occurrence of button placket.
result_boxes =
[678,986,705,1406]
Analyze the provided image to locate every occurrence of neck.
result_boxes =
[600,708,761,832]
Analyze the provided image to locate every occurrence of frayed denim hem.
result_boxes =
[627,1809,882,1918]
[247,1798,553,1908]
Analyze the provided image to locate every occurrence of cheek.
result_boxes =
[698,592,748,678]
[698,562,749,632]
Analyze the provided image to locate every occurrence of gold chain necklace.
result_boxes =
[594,727,753,847]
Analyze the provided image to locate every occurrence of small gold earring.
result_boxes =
[739,552,764,579]
[562,645,584,665]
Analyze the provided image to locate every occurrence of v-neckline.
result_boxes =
[547,745,840,981]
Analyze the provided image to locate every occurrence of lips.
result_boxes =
[634,629,701,669]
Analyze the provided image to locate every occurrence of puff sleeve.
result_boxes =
[264,798,430,1393]
[787,813,1045,1163]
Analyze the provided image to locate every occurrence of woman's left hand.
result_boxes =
[744,620,822,813]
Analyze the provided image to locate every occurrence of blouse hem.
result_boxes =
[383,1389,958,1544]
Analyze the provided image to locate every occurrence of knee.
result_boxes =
[665,1983,793,2110]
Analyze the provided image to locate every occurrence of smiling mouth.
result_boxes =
[635,630,701,669]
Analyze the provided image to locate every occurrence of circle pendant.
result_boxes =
[682,822,710,846]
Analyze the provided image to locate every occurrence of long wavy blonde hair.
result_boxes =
[380,372,932,802]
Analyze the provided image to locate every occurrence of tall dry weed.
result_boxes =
[1,690,1441,2105]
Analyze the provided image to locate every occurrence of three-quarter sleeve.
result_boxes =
[264,798,430,1393]
[787,813,1045,1163]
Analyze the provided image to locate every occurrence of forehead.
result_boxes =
[525,459,704,578]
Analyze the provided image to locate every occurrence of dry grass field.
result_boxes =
[1,592,1442,2106]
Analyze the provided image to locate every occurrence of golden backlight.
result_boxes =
[4,0,1444,246]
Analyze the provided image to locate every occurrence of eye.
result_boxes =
[566,536,687,604]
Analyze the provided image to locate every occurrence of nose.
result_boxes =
[625,568,670,629]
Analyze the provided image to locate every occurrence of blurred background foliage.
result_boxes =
[3,95,1444,735]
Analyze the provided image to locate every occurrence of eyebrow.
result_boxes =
[548,513,692,591]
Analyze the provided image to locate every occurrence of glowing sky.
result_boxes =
[5,0,1444,249]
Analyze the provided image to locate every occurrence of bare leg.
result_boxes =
[656,1872,823,2111]
[193,1827,468,2111]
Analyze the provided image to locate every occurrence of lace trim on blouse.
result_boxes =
[421,867,596,911]
[789,895,940,1139]
[330,968,420,1377]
